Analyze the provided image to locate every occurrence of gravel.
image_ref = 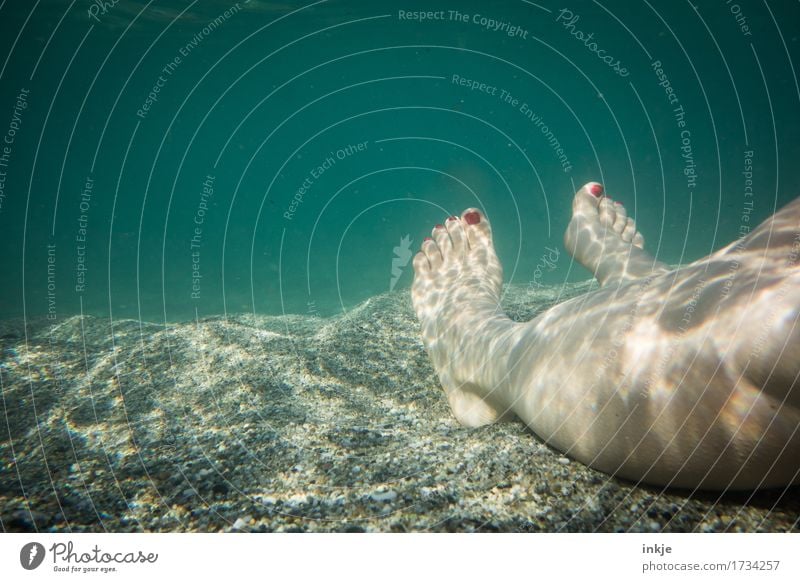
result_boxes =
[1,282,797,532]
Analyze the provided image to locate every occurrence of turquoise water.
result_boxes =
[1,0,798,322]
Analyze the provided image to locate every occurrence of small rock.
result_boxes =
[212,481,230,495]
[8,510,48,530]
[370,490,398,503]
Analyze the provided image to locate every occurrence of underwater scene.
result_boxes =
[1,0,799,533]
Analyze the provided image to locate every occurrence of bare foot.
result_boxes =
[564,182,669,285]
[411,209,512,427]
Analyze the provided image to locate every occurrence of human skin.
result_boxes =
[411,182,800,490]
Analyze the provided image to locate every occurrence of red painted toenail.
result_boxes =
[589,183,604,196]
[447,215,458,221]
[435,224,444,229]
[423,237,432,242]
[464,211,481,225]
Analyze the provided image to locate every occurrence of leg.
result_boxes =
[692,196,800,411]
[412,183,800,490]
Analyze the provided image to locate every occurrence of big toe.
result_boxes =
[461,208,493,250]
[573,181,605,213]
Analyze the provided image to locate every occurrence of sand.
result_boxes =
[1,281,797,532]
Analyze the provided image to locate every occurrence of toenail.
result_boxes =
[464,211,481,225]
[447,216,458,221]
[423,237,432,242]
[435,224,444,229]
[589,183,604,196]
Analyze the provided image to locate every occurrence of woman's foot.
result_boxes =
[410,183,663,429]
[564,182,669,285]
[411,209,515,427]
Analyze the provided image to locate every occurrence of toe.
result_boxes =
[585,182,605,197]
[432,223,453,260]
[633,231,645,249]
[598,197,616,227]
[445,215,467,256]
[622,217,637,242]
[579,181,605,201]
[421,237,443,270]
[612,202,627,233]
[413,250,431,275]
[573,182,604,214]
[461,208,493,249]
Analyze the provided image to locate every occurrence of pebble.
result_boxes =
[2,284,792,534]
[370,490,398,503]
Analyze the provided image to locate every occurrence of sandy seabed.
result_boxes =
[1,281,797,532]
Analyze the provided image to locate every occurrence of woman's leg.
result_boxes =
[411,184,800,489]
